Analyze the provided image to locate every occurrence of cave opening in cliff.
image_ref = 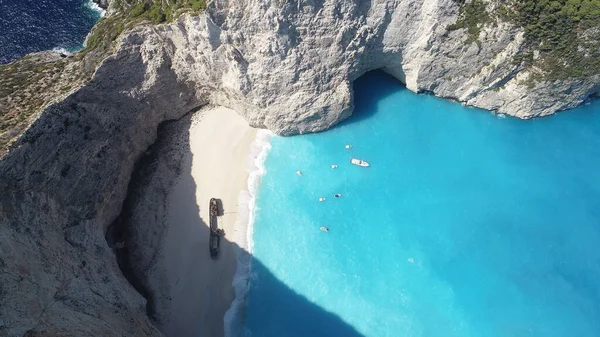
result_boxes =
[342,69,408,128]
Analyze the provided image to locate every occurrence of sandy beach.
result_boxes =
[160,106,256,337]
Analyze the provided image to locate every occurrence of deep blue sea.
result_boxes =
[0,0,103,64]
[245,72,600,337]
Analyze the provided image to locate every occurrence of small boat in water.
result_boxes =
[350,158,369,167]
[334,193,342,198]
[345,145,352,149]
[320,227,329,232]
[319,197,326,202]
[296,170,302,176]
[331,165,338,169]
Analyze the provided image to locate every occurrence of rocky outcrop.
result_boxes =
[1,0,598,336]
[0,28,200,336]
[148,0,598,135]
[93,0,110,10]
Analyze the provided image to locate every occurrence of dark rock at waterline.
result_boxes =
[93,0,110,9]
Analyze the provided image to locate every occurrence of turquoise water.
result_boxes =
[245,71,600,337]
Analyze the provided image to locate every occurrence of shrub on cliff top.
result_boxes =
[117,0,206,24]
[81,0,207,58]
[447,0,490,45]
[449,0,600,81]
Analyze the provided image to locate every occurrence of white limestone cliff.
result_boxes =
[1,0,598,335]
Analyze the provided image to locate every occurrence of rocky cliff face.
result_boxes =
[1,0,598,335]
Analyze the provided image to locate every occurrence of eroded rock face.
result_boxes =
[1,0,598,335]
[93,0,110,10]
[167,0,598,134]
[0,30,201,336]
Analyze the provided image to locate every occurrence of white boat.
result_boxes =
[345,145,352,149]
[350,158,369,167]
[320,227,329,232]
[319,197,326,202]
[296,170,302,176]
[331,165,338,169]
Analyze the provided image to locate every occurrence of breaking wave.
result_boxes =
[224,130,273,337]
[85,0,106,17]
[51,47,72,56]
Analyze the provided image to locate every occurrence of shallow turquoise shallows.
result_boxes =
[244,71,600,337]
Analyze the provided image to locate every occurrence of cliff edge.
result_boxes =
[1,0,599,335]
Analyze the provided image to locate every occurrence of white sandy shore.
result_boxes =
[161,107,256,337]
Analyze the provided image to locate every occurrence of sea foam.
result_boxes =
[224,129,273,337]
[51,47,72,56]
[85,0,106,17]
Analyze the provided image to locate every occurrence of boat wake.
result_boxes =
[224,129,273,337]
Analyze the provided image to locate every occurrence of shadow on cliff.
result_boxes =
[336,70,406,128]
[108,112,364,337]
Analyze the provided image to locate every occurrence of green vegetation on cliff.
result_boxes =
[449,0,600,81]
[499,0,600,81]
[123,0,206,23]
[447,0,490,45]
[0,0,207,157]
[0,54,85,158]
[83,0,206,57]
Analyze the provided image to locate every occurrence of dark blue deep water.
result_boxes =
[0,0,103,63]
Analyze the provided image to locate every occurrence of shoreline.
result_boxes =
[87,0,106,17]
[155,106,260,336]
[224,129,273,337]
[114,105,271,337]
